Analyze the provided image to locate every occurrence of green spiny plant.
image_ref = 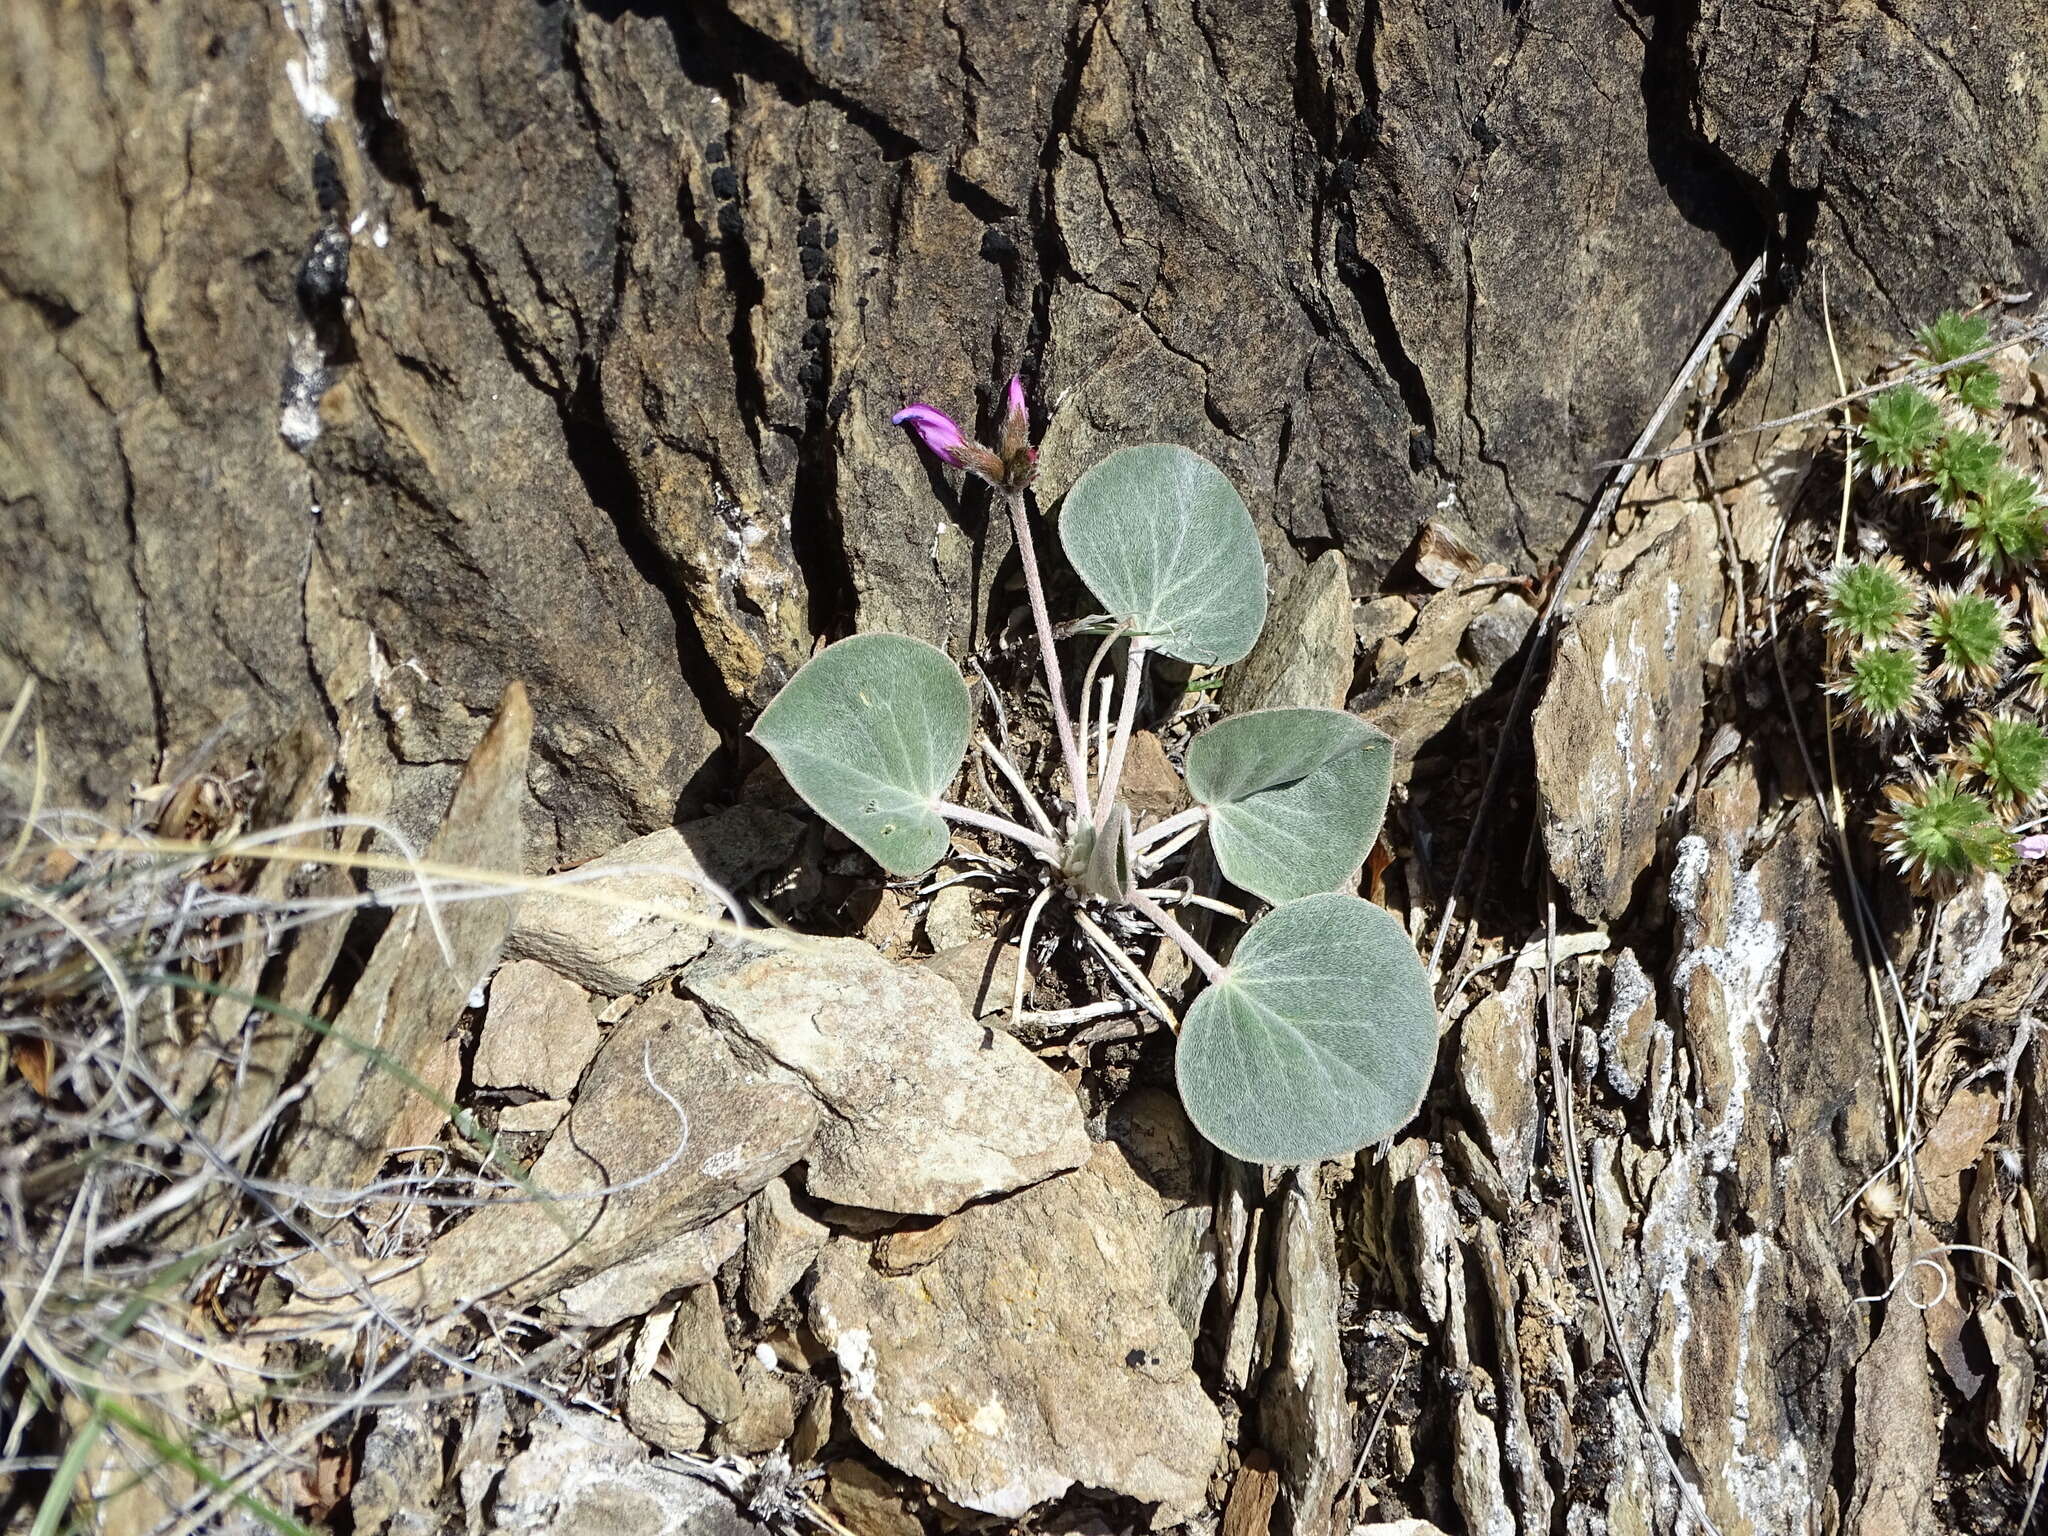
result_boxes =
[1960,713,2048,813]
[1828,644,1929,734]
[1928,428,2004,509]
[1874,770,2015,890]
[1857,384,1943,478]
[1917,309,2002,414]
[752,378,1438,1164]
[1951,464,2047,573]
[1819,556,1921,648]
[1925,587,2015,693]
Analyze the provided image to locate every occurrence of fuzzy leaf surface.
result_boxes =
[751,633,969,876]
[1184,708,1393,902]
[1058,444,1267,665]
[1176,893,1436,1163]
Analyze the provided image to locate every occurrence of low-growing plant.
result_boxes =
[1819,307,2038,887]
[750,377,1438,1164]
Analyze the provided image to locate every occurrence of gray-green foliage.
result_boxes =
[1175,893,1439,1163]
[751,633,970,876]
[1059,444,1269,665]
[755,436,1438,1163]
[1185,707,1395,903]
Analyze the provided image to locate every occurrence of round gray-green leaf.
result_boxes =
[1176,893,1436,1164]
[750,633,969,877]
[1185,707,1394,903]
[1058,444,1267,665]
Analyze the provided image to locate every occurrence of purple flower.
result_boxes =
[2020,833,2048,860]
[891,404,970,467]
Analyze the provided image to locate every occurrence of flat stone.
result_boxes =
[475,960,601,1098]
[1533,512,1718,920]
[1456,971,1540,1203]
[490,1411,767,1536]
[922,884,980,952]
[825,1461,924,1536]
[809,1141,1223,1521]
[1462,590,1538,677]
[1936,868,2008,1005]
[685,937,1089,1215]
[507,810,803,994]
[667,1284,745,1423]
[1120,730,1186,817]
[709,1358,797,1456]
[873,1218,960,1275]
[499,1098,571,1134]
[625,1379,707,1455]
[1352,594,1417,650]
[919,938,1031,1020]
[1411,520,1483,589]
[549,1207,746,1328]
[1260,1175,1350,1536]
[1223,548,1354,712]
[742,1177,830,1318]
[396,994,817,1314]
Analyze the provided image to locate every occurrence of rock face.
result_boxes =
[685,937,1091,1215]
[809,1142,1224,1522]
[8,0,2042,864]
[475,960,602,1098]
[490,1412,767,1536]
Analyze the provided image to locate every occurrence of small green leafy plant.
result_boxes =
[750,379,1438,1164]
[1820,308,2042,888]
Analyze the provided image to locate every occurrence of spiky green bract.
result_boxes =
[1953,366,2004,414]
[1917,306,2000,413]
[1925,587,2015,692]
[1917,309,1991,365]
[1856,385,1943,476]
[1827,644,1928,733]
[1820,557,1921,648]
[1875,770,2014,891]
[1928,430,2004,509]
[1952,465,2047,574]
[1961,714,2048,813]
[2021,627,2048,709]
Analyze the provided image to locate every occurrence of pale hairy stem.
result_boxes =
[1005,490,1088,809]
[1092,638,1151,829]
[1069,907,1180,1029]
[1126,888,1228,987]
[935,801,1060,859]
[1131,805,1208,852]
[1009,882,1056,1024]
[977,737,1058,838]
[1072,622,1134,808]
[1136,887,1246,921]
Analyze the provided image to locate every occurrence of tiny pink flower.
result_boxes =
[2019,833,2048,860]
[891,403,970,467]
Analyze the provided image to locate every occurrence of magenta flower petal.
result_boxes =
[891,403,968,466]
[1005,374,1027,419]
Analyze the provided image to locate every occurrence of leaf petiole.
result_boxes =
[935,800,1061,859]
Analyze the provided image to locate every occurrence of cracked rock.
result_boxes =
[742,1177,830,1318]
[809,1141,1223,1522]
[475,959,601,1099]
[490,1412,766,1536]
[685,937,1090,1215]
[507,811,803,995]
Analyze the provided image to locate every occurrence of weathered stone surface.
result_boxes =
[1456,971,1540,1204]
[1462,591,1537,677]
[708,1358,798,1457]
[491,1412,766,1536]
[1259,1175,1350,1536]
[1120,729,1187,818]
[686,937,1089,1215]
[742,1177,829,1318]
[667,1284,746,1425]
[624,1379,708,1456]
[1222,547,1353,714]
[1534,510,1720,921]
[284,685,530,1199]
[1935,869,2009,1007]
[918,937,1031,1021]
[508,812,804,995]
[475,960,602,1099]
[350,1403,441,1536]
[398,994,816,1313]
[810,1142,1224,1521]
[550,1207,747,1328]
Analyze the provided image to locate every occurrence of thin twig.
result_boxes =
[1126,888,1227,987]
[1006,489,1089,811]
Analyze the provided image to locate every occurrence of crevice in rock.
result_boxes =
[561,364,743,743]
[788,186,855,642]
